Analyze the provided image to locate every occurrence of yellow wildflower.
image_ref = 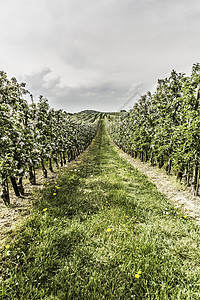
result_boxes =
[138,270,142,275]
[135,273,140,279]
[53,193,56,196]
[107,228,111,232]
[5,245,10,249]
[43,208,47,212]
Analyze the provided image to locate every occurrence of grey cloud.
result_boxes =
[21,68,137,112]
[59,82,145,113]
[21,68,61,95]
[1,0,200,112]
[53,84,130,113]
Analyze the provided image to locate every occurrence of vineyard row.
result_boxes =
[107,63,200,195]
[0,71,99,205]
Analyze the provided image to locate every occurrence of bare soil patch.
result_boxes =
[0,151,90,247]
[0,169,58,247]
[114,145,200,227]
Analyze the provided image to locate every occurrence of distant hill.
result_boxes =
[77,110,101,114]
[73,110,124,120]
[76,110,122,115]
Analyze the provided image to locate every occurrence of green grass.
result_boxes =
[0,120,200,299]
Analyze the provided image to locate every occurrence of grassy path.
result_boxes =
[0,120,200,299]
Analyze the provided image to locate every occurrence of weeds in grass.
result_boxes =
[0,120,200,299]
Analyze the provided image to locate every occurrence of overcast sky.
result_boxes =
[0,0,200,112]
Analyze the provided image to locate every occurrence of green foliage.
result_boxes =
[0,71,99,205]
[107,63,200,193]
[0,120,200,299]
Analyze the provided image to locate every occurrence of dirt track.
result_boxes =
[114,145,200,227]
